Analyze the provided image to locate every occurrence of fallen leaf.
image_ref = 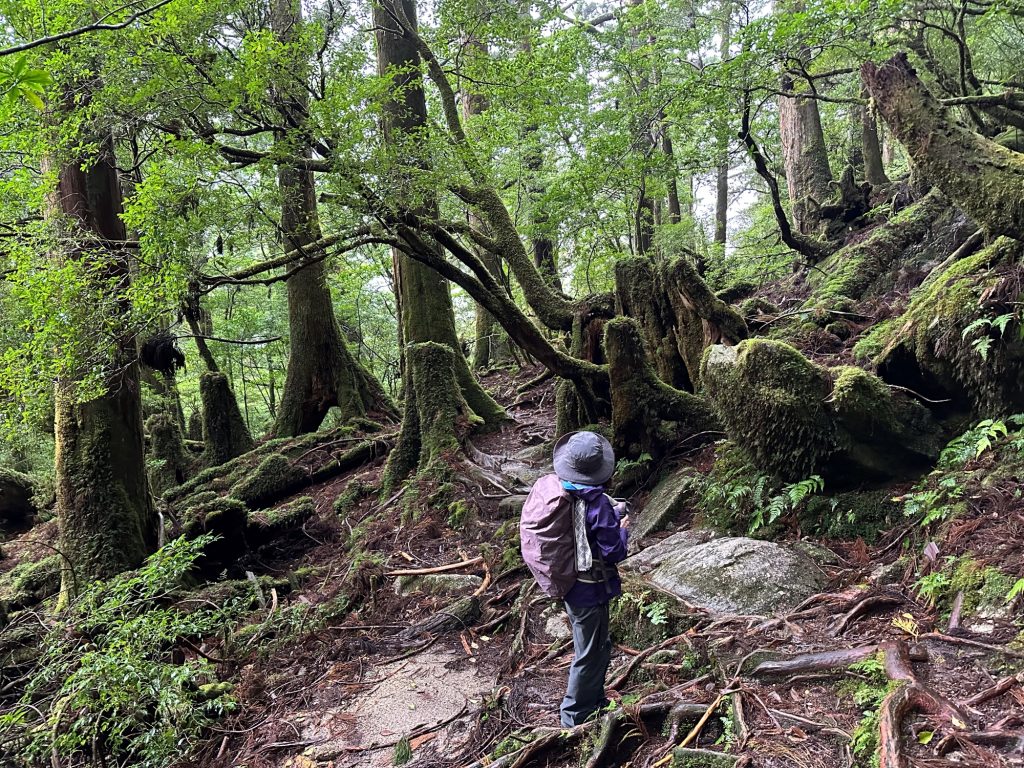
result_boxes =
[917,731,934,745]
[410,733,437,749]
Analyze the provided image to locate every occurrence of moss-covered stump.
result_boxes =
[605,317,719,463]
[229,453,307,509]
[383,342,481,490]
[0,554,61,612]
[802,189,951,308]
[187,409,203,442]
[701,339,942,485]
[199,372,253,467]
[247,496,315,548]
[0,468,37,531]
[615,257,691,390]
[146,413,193,498]
[871,237,1024,417]
[181,496,249,570]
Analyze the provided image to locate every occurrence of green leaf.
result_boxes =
[917,731,934,745]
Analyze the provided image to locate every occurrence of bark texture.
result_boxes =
[779,77,834,235]
[863,53,1024,240]
[50,135,156,606]
[375,0,505,429]
[271,0,395,437]
[200,372,254,466]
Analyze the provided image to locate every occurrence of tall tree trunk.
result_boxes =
[863,53,1024,240]
[779,75,833,235]
[462,30,509,371]
[270,0,395,437]
[861,78,890,187]
[374,0,505,486]
[523,120,561,290]
[50,133,156,607]
[714,1,732,249]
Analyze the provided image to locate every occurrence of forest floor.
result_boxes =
[65,362,1012,768]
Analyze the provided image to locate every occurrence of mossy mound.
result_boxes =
[228,453,307,509]
[247,496,316,548]
[802,488,902,540]
[872,237,1024,417]
[199,372,253,467]
[0,554,61,612]
[701,339,941,485]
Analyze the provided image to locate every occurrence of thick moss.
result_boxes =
[702,339,836,479]
[146,413,192,497]
[802,489,902,540]
[199,372,253,467]
[182,496,249,569]
[229,453,306,508]
[702,340,941,484]
[804,190,946,306]
[0,554,61,611]
[874,237,1024,416]
[247,496,316,547]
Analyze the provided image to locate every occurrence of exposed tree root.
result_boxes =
[608,632,692,690]
[831,592,905,636]
[396,596,481,644]
[463,699,708,768]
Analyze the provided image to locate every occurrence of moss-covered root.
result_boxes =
[145,413,193,498]
[181,496,249,571]
[803,188,947,307]
[247,496,315,548]
[873,237,1024,416]
[701,339,941,485]
[383,342,482,491]
[863,53,1024,240]
[199,372,253,467]
[663,257,748,389]
[229,453,306,508]
[605,317,719,461]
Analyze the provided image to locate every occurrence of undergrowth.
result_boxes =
[0,535,242,768]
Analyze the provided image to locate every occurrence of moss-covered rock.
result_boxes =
[229,453,306,508]
[246,496,316,547]
[701,339,941,484]
[802,488,902,540]
[632,466,699,544]
[0,554,61,611]
[872,237,1024,417]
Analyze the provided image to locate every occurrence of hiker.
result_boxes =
[520,430,630,727]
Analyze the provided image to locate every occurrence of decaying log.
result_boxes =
[397,596,481,642]
[747,645,881,678]
[863,53,1024,240]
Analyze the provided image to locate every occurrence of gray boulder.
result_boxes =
[631,467,698,546]
[623,532,824,616]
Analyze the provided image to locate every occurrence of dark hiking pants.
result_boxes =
[560,601,612,727]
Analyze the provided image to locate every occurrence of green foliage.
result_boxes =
[0,536,243,768]
[839,654,893,768]
[393,736,412,766]
[0,54,51,109]
[961,311,1022,361]
[698,442,824,534]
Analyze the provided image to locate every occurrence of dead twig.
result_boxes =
[385,556,484,576]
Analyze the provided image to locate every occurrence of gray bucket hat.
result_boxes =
[552,431,615,486]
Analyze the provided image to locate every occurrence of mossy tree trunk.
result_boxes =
[199,372,254,466]
[863,53,1024,240]
[270,0,395,438]
[49,134,156,607]
[384,342,479,488]
[374,0,505,423]
[604,317,719,462]
[862,78,890,187]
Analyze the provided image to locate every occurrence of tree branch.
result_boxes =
[0,0,177,57]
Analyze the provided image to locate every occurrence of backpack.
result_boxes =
[519,474,610,598]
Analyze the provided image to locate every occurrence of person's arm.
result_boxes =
[589,494,628,564]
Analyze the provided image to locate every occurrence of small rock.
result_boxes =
[792,540,841,566]
[870,558,908,587]
[671,748,739,767]
[541,604,572,640]
[395,574,483,597]
[497,495,528,519]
